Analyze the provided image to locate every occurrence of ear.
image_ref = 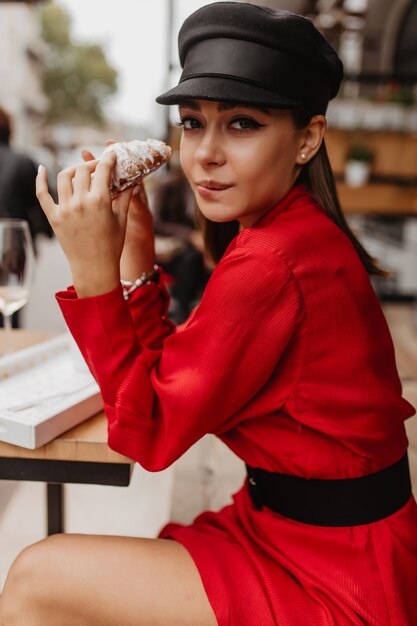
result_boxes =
[296,115,327,165]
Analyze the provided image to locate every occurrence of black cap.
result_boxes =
[156,1,344,115]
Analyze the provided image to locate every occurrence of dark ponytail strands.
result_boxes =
[306,140,389,277]
[291,108,389,278]
[200,216,240,267]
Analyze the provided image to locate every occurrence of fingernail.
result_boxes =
[38,164,45,174]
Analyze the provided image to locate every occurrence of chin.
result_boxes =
[200,212,238,224]
[197,202,239,223]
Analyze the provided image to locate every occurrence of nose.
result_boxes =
[194,126,225,167]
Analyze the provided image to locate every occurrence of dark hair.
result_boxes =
[200,108,388,277]
[0,107,11,144]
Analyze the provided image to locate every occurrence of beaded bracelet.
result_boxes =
[121,265,159,301]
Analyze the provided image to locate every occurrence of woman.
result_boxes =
[1,3,416,625]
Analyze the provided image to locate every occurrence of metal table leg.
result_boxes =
[47,483,64,535]
[0,457,133,536]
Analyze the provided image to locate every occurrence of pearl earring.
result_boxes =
[301,153,307,160]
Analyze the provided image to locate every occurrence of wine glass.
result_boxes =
[0,219,35,355]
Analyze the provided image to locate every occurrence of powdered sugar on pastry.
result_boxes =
[104,139,171,193]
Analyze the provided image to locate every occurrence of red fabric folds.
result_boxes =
[56,185,417,625]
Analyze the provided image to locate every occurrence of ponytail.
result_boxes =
[301,139,389,277]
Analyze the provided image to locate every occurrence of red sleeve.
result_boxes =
[123,270,176,349]
[61,270,175,351]
[56,244,303,471]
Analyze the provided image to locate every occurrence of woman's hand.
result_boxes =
[36,153,133,297]
[121,182,156,280]
[82,142,156,281]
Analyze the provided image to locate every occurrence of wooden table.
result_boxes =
[0,330,134,535]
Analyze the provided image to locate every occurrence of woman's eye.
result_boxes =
[176,117,202,130]
[230,117,263,131]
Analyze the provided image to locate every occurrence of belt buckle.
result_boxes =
[247,469,263,511]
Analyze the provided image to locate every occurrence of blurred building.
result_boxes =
[0,1,47,148]
[247,0,416,81]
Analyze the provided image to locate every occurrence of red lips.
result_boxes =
[196,180,232,190]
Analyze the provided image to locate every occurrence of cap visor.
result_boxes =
[156,76,301,109]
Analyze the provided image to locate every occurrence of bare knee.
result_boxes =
[1,534,65,625]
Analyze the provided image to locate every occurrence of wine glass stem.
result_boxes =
[2,313,13,355]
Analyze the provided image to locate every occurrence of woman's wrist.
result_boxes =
[73,268,121,298]
[120,238,156,282]
[121,265,159,300]
[124,224,154,248]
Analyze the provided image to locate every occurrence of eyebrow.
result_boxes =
[178,100,271,115]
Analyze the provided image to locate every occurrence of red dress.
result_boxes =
[57,185,417,625]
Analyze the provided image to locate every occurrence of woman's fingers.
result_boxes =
[73,160,99,195]
[81,149,95,162]
[40,153,115,222]
[56,165,79,204]
[113,187,134,219]
[36,166,57,218]
[133,182,149,208]
[56,159,99,201]
[91,151,116,195]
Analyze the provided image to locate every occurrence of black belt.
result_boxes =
[246,453,412,526]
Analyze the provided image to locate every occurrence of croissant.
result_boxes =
[105,139,171,193]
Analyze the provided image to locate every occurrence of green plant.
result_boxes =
[387,81,415,107]
[40,3,118,125]
[346,141,374,163]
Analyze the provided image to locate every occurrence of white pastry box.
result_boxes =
[0,334,102,449]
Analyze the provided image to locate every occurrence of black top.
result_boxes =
[0,143,52,243]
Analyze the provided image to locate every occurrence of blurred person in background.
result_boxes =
[152,163,211,323]
[0,106,53,328]
[0,106,52,243]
